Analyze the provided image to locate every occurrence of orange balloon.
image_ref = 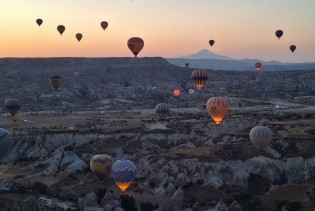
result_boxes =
[173,89,180,97]
[127,37,144,57]
[206,96,229,125]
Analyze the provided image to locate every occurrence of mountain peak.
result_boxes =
[179,49,234,60]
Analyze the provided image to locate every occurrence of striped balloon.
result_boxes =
[191,70,208,90]
[155,103,170,118]
[90,154,113,179]
[206,96,229,125]
[0,128,13,159]
[5,99,21,117]
[111,159,136,192]
[249,126,273,150]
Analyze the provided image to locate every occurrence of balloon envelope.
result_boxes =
[188,89,195,94]
[173,89,180,97]
[255,62,262,71]
[90,154,113,179]
[100,21,108,30]
[219,88,227,96]
[49,75,63,91]
[191,70,208,90]
[209,40,215,46]
[185,62,189,68]
[0,129,13,159]
[36,19,43,26]
[155,103,170,118]
[5,99,21,117]
[127,37,144,57]
[206,96,229,125]
[275,30,283,40]
[249,126,273,150]
[57,25,65,35]
[111,159,136,192]
[290,45,296,53]
[76,33,83,42]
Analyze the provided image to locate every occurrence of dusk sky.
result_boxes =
[0,0,314,62]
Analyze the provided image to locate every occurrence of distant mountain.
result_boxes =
[179,49,234,60]
[168,49,315,71]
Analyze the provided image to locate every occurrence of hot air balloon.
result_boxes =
[49,75,63,91]
[90,154,113,179]
[36,19,43,27]
[57,25,65,35]
[111,159,136,192]
[209,40,215,47]
[6,73,14,82]
[290,45,296,53]
[74,72,80,77]
[189,89,195,95]
[185,62,189,68]
[127,37,144,57]
[233,81,240,89]
[206,96,229,125]
[173,89,180,97]
[249,126,273,150]
[275,30,283,40]
[100,21,108,30]
[10,113,20,122]
[191,70,208,90]
[219,88,227,96]
[255,62,262,71]
[0,128,13,159]
[76,33,83,42]
[155,103,170,118]
[5,99,21,118]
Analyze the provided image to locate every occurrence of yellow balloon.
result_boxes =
[206,96,229,125]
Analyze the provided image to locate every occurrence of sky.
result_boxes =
[0,0,314,62]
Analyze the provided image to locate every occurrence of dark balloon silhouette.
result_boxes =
[290,45,296,53]
[275,30,283,40]
[76,33,83,42]
[209,39,215,46]
[57,25,65,36]
[100,21,108,30]
[36,19,43,26]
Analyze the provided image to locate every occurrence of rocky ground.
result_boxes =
[0,58,314,211]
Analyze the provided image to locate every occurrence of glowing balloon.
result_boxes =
[100,21,108,30]
[155,103,170,118]
[57,25,65,35]
[290,45,296,53]
[206,96,229,125]
[90,154,113,179]
[191,70,208,90]
[49,75,63,91]
[0,129,13,158]
[76,33,83,42]
[111,159,136,192]
[36,19,43,27]
[275,30,283,40]
[255,62,262,71]
[127,37,144,57]
[249,126,273,150]
[209,40,215,47]
[173,89,180,97]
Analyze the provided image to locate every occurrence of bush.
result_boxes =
[121,194,137,211]
[30,181,49,195]
[140,202,159,211]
